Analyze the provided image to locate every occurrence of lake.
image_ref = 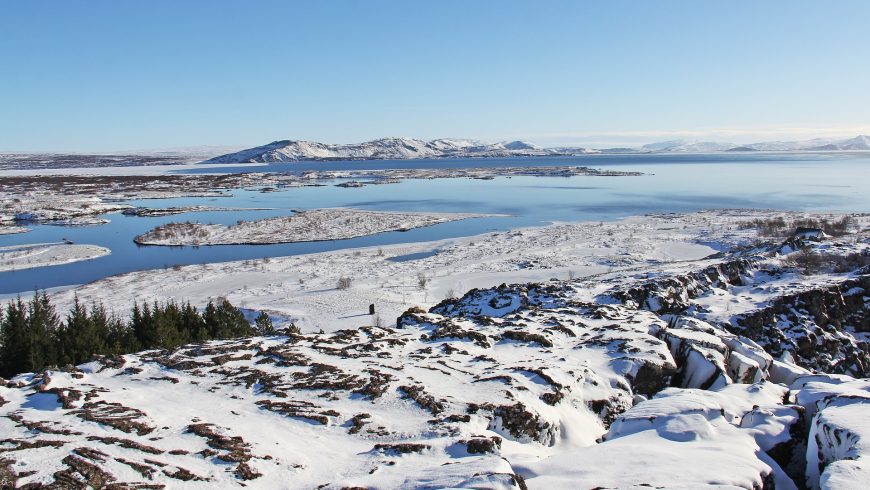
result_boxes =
[1,152,868,294]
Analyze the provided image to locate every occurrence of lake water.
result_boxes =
[1,152,869,294]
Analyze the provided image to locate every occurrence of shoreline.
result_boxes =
[132,208,498,247]
[0,242,111,272]
[18,209,865,334]
[0,164,642,227]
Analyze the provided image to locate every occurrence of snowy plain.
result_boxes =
[133,208,492,246]
[0,242,110,272]
[29,209,862,335]
[34,210,737,332]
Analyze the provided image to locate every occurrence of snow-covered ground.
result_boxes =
[0,194,131,225]
[122,205,275,217]
[0,225,29,235]
[0,211,867,488]
[27,209,864,337]
[0,162,218,177]
[133,208,493,246]
[0,243,110,272]
[37,211,737,333]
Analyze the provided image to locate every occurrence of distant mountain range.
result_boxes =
[203,135,870,163]
[631,134,870,153]
[203,138,568,163]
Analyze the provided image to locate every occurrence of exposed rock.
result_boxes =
[72,400,154,435]
[255,400,333,424]
[500,330,553,348]
[463,436,502,454]
[2,229,868,488]
[731,275,870,377]
[611,258,756,314]
[372,443,430,455]
[488,403,557,446]
[805,395,870,489]
[51,454,116,488]
[398,385,445,415]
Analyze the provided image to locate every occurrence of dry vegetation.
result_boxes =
[739,215,856,237]
[783,247,870,275]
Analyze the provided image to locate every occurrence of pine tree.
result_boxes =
[1,295,255,377]
[131,302,158,349]
[59,298,108,365]
[26,291,60,371]
[218,298,253,338]
[202,300,219,339]
[255,311,275,335]
[106,313,133,354]
[180,302,207,343]
[0,297,28,377]
[152,300,182,348]
[203,298,253,339]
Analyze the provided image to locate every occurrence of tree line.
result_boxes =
[0,292,278,378]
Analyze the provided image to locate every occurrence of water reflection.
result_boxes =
[2,153,869,293]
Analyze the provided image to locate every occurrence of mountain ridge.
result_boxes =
[203,137,565,164]
[203,135,870,164]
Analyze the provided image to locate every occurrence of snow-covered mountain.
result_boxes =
[639,135,870,153]
[586,135,870,154]
[203,134,870,164]
[804,134,870,151]
[204,138,563,163]
[641,140,738,153]
[737,138,840,152]
[640,139,692,151]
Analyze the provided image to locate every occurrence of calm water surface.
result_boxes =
[1,153,868,293]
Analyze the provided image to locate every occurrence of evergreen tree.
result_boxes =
[105,313,133,354]
[180,302,207,342]
[27,291,60,370]
[255,311,275,335]
[218,298,253,338]
[0,295,254,377]
[131,303,158,349]
[202,300,219,339]
[203,298,253,339]
[59,298,108,365]
[152,300,182,348]
[0,297,28,377]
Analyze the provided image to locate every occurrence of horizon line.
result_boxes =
[3,128,870,154]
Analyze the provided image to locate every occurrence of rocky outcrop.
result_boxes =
[730,275,870,377]
[610,258,758,314]
[742,404,808,486]
[3,234,869,488]
[429,282,567,319]
[804,394,870,489]
[483,402,558,446]
[652,316,776,392]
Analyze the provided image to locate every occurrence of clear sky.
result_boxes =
[2,0,869,151]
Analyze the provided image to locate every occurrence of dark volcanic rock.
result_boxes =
[489,402,557,445]
[611,258,757,314]
[463,436,502,454]
[731,275,870,377]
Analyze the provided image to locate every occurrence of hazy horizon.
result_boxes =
[4,130,870,155]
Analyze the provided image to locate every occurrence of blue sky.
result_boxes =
[1,0,869,151]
